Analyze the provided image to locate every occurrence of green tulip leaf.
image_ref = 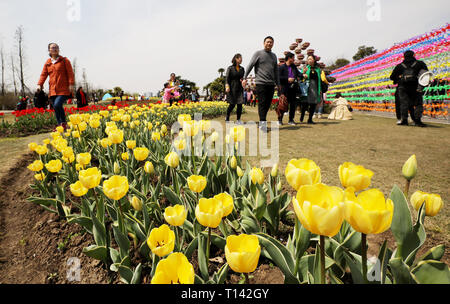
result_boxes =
[198,234,209,281]
[389,257,417,284]
[67,215,93,234]
[131,263,142,284]
[91,213,106,247]
[343,251,365,284]
[118,265,134,284]
[113,225,130,259]
[417,244,445,262]
[404,203,427,265]
[411,260,450,284]
[109,247,121,264]
[390,185,413,255]
[162,186,183,206]
[82,245,107,262]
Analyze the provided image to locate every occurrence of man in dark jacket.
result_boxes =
[390,50,428,127]
[278,52,302,125]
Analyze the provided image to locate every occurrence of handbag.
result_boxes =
[299,81,309,97]
[276,94,289,117]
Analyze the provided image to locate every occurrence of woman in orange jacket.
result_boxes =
[37,43,74,129]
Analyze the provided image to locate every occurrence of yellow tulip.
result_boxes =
[108,129,124,144]
[70,181,89,197]
[229,125,245,142]
[344,188,393,234]
[147,122,153,131]
[225,234,261,273]
[178,114,191,126]
[43,138,51,145]
[72,130,80,138]
[133,147,149,161]
[187,175,207,193]
[285,158,321,190]
[76,153,91,167]
[293,183,345,237]
[147,224,175,258]
[78,121,87,132]
[35,145,48,155]
[230,156,237,170]
[151,132,161,141]
[410,191,443,217]
[210,131,219,143]
[126,140,136,150]
[183,121,200,137]
[28,160,44,172]
[250,167,264,185]
[89,119,100,129]
[114,162,121,174]
[103,175,129,200]
[164,152,179,168]
[339,162,374,192]
[69,114,82,125]
[45,159,62,173]
[56,126,64,133]
[214,192,234,217]
[144,161,154,174]
[131,196,143,211]
[174,139,186,151]
[236,166,244,177]
[79,167,102,189]
[100,138,112,148]
[271,163,278,177]
[151,252,195,284]
[121,152,129,161]
[34,172,46,181]
[164,205,187,227]
[28,142,38,152]
[402,155,417,181]
[195,198,223,228]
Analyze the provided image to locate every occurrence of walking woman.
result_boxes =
[301,55,325,124]
[225,53,245,123]
[37,43,74,130]
[76,86,88,109]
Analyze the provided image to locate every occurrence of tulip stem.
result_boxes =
[244,273,250,284]
[361,233,368,284]
[92,188,101,222]
[320,235,326,284]
[206,227,211,270]
[404,180,410,197]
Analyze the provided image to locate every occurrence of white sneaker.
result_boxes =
[284,112,288,116]
[259,122,268,133]
[236,120,243,125]
[277,121,283,126]
[396,120,402,125]
[317,114,322,119]
[288,121,295,126]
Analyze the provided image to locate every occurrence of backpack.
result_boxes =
[401,62,418,84]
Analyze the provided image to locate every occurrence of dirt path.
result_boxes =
[0,152,118,284]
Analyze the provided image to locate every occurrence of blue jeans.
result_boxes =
[50,95,68,124]
[315,103,324,114]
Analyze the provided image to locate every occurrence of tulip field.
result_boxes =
[5,99,443,285]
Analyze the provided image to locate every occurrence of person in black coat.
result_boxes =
[225,53,245,123]
[390,50,428,127]
[34,89,48,109]
[278,52,302,125]
[76,87,89,109]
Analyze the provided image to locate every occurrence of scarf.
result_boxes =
[306,65,322,103]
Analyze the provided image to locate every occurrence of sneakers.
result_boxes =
[414,120,426,128]
[236,120,243,125]
[259,121,268,133]
[307,120,316,124]
[396,120,402,125]
[317,114,322,119]
[399,120,408,126]
[277,121,283,126]
[288,121,295,126]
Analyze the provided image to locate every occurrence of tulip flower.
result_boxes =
[230,156,237,170]
[133,147,149,161]
[187,175,207,193]
[293,183,345,284]
[126,140,136,150]
[79,167,102,189]
[183,121,200,137]
[339,162,374,192]
[121,152,129,161]
[100,138,112,148]
[410,191,443,217]
[43,139,51,145]
[45,159,63,173]
[102,175,129,200]
[108,129,124,144]
[147,224,175,258]
[70,181,89,197]
[34,172,46,181]
[131,196,143,211]
[151,132,161,141]
[229,125,245,142]
[214,192,234,217]
[270,163,278,177]
[344,188,393,235]
[89,119,100,129]
[174,139,186,151]
[225,234,261,275]
[164,205,187,227]
[285,158,321,190]
[72,131,80,138]
[28,160,44,172]
[144,161,154,174]
[164,152,180,168]
[35,145,48,155]
[195,198,223,229]
[250,167,264,185]
[151,252,195,284]
[56,126,64,133]
[28,142,38,152]
[236,166,244,177]
[402,155,417,181]
[76,153,91,167]
[114,162,121,174]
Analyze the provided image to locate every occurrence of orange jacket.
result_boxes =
[38,56,75,97]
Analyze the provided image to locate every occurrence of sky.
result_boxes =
[0,0,449,95]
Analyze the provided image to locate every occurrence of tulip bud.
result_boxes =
[271,163,278,177]
[402,155,417,181]
[144,161,154,174]
[277,181,282,191]
[236,166,244,177]
[230,156,237,169]
[114,162,120,174]
[131,196,143,211]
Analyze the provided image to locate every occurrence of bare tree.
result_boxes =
[1,45,5,96]
[14,25,26,96]
[10,53,17,96]
[82,68,89,94]
[72,57,77,92]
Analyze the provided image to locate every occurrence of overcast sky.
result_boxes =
[0,0,449,95]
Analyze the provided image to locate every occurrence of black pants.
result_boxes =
[398,87,422,122]
[255,84,275,122]
[394,88,401,120]
[300,103,317,122]
[226,104,243,121]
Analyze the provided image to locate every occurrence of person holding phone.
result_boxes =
[37,43,74,130]
[225,53,245,123]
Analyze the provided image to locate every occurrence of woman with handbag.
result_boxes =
[37,43,74,130]
[278,52,302,125]
[225,54,245,123]
[301,55,326,124]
